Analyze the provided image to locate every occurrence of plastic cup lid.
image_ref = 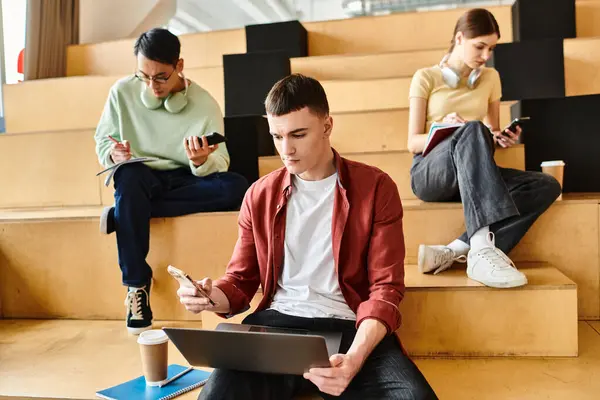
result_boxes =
[540,160,565,167]
[137,329,169,345]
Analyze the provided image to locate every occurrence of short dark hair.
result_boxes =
[265,74,329,117]
[134,28,181,66]
[449,8,500,52]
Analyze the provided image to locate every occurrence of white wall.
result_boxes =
[79,0,176,44]
[294,0,347,22]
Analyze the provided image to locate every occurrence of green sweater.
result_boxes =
[94,76,229,177]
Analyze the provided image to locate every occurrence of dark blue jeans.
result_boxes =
[199,310,437,400]
[113,163,248,287]
[410,121,561,254]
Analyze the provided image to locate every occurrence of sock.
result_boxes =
[446,239,470,256]
[470,226,492,252]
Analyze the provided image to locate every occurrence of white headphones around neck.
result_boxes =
[140,73,189,114]
[439,54,482,89]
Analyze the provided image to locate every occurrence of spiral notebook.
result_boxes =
[96,364,210,400]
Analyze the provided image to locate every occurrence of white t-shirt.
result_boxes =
[269,172,356,320]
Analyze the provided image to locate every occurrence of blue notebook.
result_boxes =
[96,364,211,400]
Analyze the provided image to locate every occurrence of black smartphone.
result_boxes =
[192,132,227,147]
[503,117,530,136]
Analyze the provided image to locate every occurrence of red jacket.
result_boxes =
[214,149,406,334]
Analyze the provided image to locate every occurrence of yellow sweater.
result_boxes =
[409,66,502,133]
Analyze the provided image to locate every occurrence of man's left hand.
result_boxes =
[184,135,218,167]
[303,353,362,396]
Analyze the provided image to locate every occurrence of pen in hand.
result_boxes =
[107,135,120,145]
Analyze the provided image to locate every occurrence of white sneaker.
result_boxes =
[418,245,467,274]
[467,233,527,288]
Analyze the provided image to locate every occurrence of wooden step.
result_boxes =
[303,6,512,56]
[1,197,596,321]
[0,101,515,209]
[402,197,600,320]
[322,77,412,113]
[295,34,600,89]
[577,0,600,38]
[0,130,105,208]
[291,49,445,81]
[67,28,245,76]
[3,75,404,133]
[2,67,224,134]
[204,264,578,357]
[330,103,515,153]
[564,37,600,97]
[1,320,597,399]
[258,146,525,200]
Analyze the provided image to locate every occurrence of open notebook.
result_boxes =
[96,364,210,400]
[422,122,464,156]
[96,157,160,187]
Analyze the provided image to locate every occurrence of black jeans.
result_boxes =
[199,310,437,400]
[410,121,561,254]
[113,163,248,287]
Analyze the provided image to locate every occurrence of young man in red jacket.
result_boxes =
[177,74,437,399]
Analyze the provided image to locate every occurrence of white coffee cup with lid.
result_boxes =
[138,330,169,386]
[541,160,565,201]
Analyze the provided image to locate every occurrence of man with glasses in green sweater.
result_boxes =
[94,28,248,335]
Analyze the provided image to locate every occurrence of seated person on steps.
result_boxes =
[177,74,438,400]
[94,28,248,335]
[408,9,561,288]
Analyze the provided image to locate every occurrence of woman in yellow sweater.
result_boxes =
[408,9,560,288]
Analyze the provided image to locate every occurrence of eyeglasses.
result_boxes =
[135,68,176,85]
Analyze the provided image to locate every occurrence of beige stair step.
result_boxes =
[322,77,412,113]
[400,264,577,356]
[201,264,578,357]
[577,0,600,38]
[1,197,596,321]
[258,146,525,200]
[331,103,514,153]
[291,49,446,81]
[0,130,104,208]
[295,34,600,89]
[67,28,245,76]
[2,67,224,134]
[1,320,597,400]
[0,103,516,209]
[402,197,600,320]
[5,71,513,134]
[303,6,512,56]
[564,37,600,96]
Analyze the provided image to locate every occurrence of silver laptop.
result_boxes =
[163,323,342,375]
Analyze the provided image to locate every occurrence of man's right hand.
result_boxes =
[177,277,219,313]
[110,140,131,163]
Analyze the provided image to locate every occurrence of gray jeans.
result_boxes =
[410,121,561,254]
[199,310,437,400]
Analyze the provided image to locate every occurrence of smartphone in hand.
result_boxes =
[167,265,216,306]
[503,117,530,136]
[189,132,227,147]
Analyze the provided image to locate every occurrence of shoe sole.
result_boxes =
[99,206,112,235]
[467,273,528,288]
[418,245,440,274]
[127,324,153,335]
[418,245,426,274]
